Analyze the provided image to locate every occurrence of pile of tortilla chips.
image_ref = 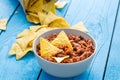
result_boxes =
[9,21,88,60]
[21,0,56,24]
[9,0,88,60]
[40,31,72,63]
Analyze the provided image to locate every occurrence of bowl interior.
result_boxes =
[33,28,96,64]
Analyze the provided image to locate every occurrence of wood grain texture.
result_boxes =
[0,0,19,33]
[0,0,71,80]
[39,0,119,80]
[0,5,40,80]
[104,3,120,80]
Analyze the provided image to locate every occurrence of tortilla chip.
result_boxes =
[16,29,30,38]
[55,1,67,9]
[0,18,8,30]
[38,11,57,25]
[23,0,30,10]
[28,0,38,8]
[16,34,35,51]
[16,47,32,60]
[27,0,43,13]
[40,37,62,57]
[9,43,20,55]
[30,25,42,32]
[42,0,56,14]
[26,13,40,24]
[30,25,47,32]
[48,17,70,28]
[71,22,88,32]
[53,55,69,63]
[51,31,73,50]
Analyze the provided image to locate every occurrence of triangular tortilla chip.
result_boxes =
[40,37,62,57]
[35,27,48,37]
[53,55,69,63]
[42,0,56,14]
[30,25,42,32]
[48,17,70,28]
[16,47,32,60]
[16,29,31,38]
[16,34,35,51]
[23,0,30,10]
[55,1,67,9]
[9,43,20,55]
[51,31,73,50]
[26,13,40,24]
[38,11,58,25]
[28,0,38,8]
[0,18,8,30]
[27,0,43,13]
[30,25,47,32]
[71,22,88,32]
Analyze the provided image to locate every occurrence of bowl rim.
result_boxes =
[33,28,97,65]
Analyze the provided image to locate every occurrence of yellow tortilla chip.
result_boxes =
[16,29,31,38]
[51,31,73,50]
[71,22,88,32]
[26,13,40,24]
[28,0,38,8]
[0,18,8,30]
[27,0,43,13]
[30,25,42,32]
[43,12,58,25]
[16,47,32,60]
[16,34,35,51]
[53,55,69,63]
[9,43,20,55]
[48,17,70,28]
[40,37,62,57]
[23,0,30,10]
[30,25,47,32]
[38,11,58,25]
[55,1,67,9]
[42,0,56,14]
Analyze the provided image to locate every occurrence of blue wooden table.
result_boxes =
[0,0,120,80]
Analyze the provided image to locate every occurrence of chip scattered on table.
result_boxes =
[55,1,68,9]
[40,37,62,57]
[16,47,32,60]
[0,18,8,30]
[51,31,73,50]
[71,22,88,32]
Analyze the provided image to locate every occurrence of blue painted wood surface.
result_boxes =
[0,0,19,33]
[0,0,120,80]
[0,0,72,80]
[104,2,120,80]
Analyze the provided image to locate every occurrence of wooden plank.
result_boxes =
[85,0,119,80]
[0,0,71,80]
[104,2,120,80]
[0,5,41,80]
[0,0,19,33]
[39,0,119,80]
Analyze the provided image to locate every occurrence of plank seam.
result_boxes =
[86,0,110,79]
[37,69,42,80]
[102,0,120,80]
[0,3,20,35]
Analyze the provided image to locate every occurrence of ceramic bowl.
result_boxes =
[33,28,97,78]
